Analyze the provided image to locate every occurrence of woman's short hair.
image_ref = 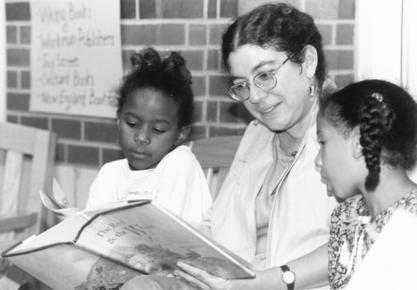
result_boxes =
[222,3,326,89]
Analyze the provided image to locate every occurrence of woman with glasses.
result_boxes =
[121,3,337,290]
[173,2,337,290]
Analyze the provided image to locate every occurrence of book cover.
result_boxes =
[2,201,255,289]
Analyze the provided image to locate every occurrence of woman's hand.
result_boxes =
[120,274,195,290]
[174,261,233,290]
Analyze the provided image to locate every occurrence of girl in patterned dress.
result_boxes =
[315,79,417,289]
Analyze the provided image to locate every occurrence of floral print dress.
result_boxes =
[328,190,417,289]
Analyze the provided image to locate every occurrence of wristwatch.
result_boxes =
[280,265,295,290]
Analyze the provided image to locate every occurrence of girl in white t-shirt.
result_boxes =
[85,47,212,223]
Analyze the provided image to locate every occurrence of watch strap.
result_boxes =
[280,265,295,290]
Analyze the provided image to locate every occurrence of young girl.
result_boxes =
[85,47,212,224]
[315,79,417,289]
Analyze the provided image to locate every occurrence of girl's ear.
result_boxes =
[351,127,363,159]
[175,126,190,146]
[116,114,122,129]
[302,45,318,79]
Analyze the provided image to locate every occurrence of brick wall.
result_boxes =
[5,0,355,170]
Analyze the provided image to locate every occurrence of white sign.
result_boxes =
[30,0,123,118]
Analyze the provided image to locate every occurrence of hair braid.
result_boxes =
[359,93,395,191]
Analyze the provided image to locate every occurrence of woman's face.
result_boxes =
[228,44,315,133]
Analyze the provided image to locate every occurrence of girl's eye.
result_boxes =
[153,127,166,134]
[125,119,137,127]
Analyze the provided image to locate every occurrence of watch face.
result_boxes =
[283,270,296,284]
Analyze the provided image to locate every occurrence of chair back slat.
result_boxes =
[0,122,56,242]
[190,135,242,200]
[0,123,56,288]
[0,151,23,242]
[0,123,56,289]
[0,213,38,233]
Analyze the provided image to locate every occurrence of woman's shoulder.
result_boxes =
[235,121,275,157]
[244,120,274,137]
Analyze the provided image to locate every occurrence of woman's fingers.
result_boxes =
[177,262,208,278]
[173,269,209,290]
[119,276,164,290]
[176,262,232,290]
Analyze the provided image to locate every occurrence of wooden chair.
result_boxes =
[189,135,242,200]
[0,122,56,289]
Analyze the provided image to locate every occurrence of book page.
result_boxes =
[77,202,254,279]
[6,213,88,253]
[3,200,254,289]
[2,202,150,289]
[7,243,140,290]
[3,201,144,255]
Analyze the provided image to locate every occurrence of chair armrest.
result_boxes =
[0,213,38,233]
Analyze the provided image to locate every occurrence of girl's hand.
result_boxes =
[174,261,233,290]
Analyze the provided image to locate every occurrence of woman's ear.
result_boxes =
[175,126,190,146]
[302,45,318,79]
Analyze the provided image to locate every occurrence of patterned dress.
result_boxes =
[328,190,417,289]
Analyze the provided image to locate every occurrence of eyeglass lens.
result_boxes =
[229,56,290,101]
[254,72,277,90]
[230,84,249,100]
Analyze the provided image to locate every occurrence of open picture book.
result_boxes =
[2,183,255,289]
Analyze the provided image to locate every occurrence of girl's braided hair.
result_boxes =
[319,79,417,191]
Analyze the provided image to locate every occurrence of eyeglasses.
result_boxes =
[228,57,291,102]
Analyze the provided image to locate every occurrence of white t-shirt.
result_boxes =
[85,145,212,223]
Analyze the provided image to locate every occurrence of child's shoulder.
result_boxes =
[155,145,200,174]
[99,158,128,172]
[331,194,366,222]
[398,189,417,215]
[163,145,195,161]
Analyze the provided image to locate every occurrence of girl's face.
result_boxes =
[315,115,365,202]
[227,44,316,134]
[117,88,188,170]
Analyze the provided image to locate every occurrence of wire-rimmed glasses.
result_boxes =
[228,57,291,102]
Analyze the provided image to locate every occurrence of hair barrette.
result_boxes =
[371,92,384,103]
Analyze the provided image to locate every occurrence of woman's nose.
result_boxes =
[248,85,269,104]
[134,127,151,145]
